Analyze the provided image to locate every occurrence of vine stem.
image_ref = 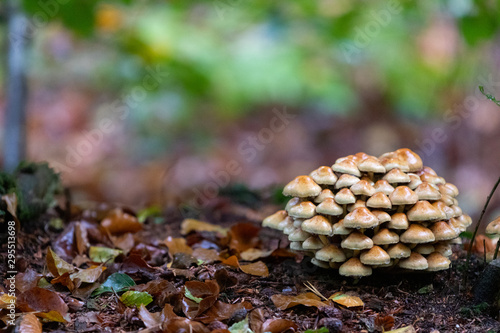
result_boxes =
[463,175,500,289]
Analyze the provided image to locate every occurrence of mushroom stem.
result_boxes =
[397,205,405,213]
[319,235,330,245]
[353,250,360,257]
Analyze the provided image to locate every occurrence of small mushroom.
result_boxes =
[310,166,338,185]
[372,228,399,245]
[350,180,376,197]
[387,213,409,230]
[335,174,361,189]
[407,200,446,221]
[332,158,361,177]
[334,188,356,205]
[332,219,351,235]
[486,216,500,236]
[303,236,325,250]
[316,244,347,263]
[341,231,374,250]
[426,252,451,271]
[302,215,333,236]
[288,201,316,219]
[283,175,322,198]
[360,246,391,265]
[400,224,435,244]
[262,210,287,229]
[339,258,372,277]
[387,243,411,259]
[414,244,435,255]
[288,228,311,242]
[343,207,379,229]
[383,168,411,184]
[316,198,344,216]
[430,221,458,241]
[314,189,335,203]
[366,192,392,210]
[373,180,395,195]
[414,182,442,201]
[399,252,428,270]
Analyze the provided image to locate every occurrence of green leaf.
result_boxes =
[184,287,203,304]
[137,205,162,223]
[120,291,153,307]
[91,273,135,297]
[460,231,473,240]
[304,328,329,333]
[417,284,433,294]
[89,246,122,263]
[229,316,253,333]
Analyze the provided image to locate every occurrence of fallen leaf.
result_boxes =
[0,293,16,309]
[240,248,272,261]
[222,255,240,268]
[182,280,220,319]
[386,326,417,333]
[228,223,261,252]
[185,287,203,303]
[161,304,210,333]
[2,192,18,218]
[329,292,364,308]
[137,205,162,223]
[70,266,105,284]
[17,313,42,333]
[240,261,269,277]
[75,222,90,255]
[215,269,238,291]
[15,269,42,293]
[138,304,161,329]
[198,301,252,324]
[271,293,326,310]
[229,316,252,333]
[46,247,75,277]
[92,272,135,296]
[101,208,142,235]
[304,328,329,333]
[17,287,69,323]
[131,279,182,308]
[193,248,222,264]
[181,218,228,236]
[165,236,193,255]
[110,232,135,252]
[375,315,395,332]
[89,246,122,263]
[261,318,299,333]
[120,290,153,307]
[51,272,75,290]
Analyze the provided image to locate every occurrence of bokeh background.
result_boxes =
[1,1,500,222]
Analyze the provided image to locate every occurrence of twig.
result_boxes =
[464,175,500,288]
[494,240,500,260]
[479,86,500,107]
[303,281,328,301]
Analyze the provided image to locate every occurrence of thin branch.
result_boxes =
[479,86,500,107]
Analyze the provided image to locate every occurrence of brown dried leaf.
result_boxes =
[214,269,238,291]
[110,232,135,252]
[240,261,269,277]
[101,208,142,235]
[17,287,69,323]
[0,293,16,309]
[138,304,161,329]
[249,308,266,333]
[375,314,395,332]
[2,193,18,218]
[271,293,327,310]
[161,304,210,333]
[221,255,240,268]
[51,272,76,291]
[182,280,220,319]
[70,266,105,284]
[228,223,261,252]
[165,236,193,255]
[192,248,222,264]
[75,222,89,255]
[15,269,42,293]
[181,218,228,236]
[197,300,253,324]
[46,247,75,278]
[18,313,42,333]
[329,292,364,308]
[261,318,299,333]
[131,280,182,308]
[240,248,272,261]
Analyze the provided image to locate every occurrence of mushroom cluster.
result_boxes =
[263,149,471,277]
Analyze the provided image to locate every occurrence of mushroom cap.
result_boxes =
[332,158,361,177]
[430,221,458,241]
[316,198,344,216]
[395,148,423,172]
[389,186,419,205]
[316,244,347,262]
[378,153,410,172]
[314,189,335,203]
[439,194,455,206]
[372,229,399,245]
[350,180,376,197]
[262,210,288,229]
[450,205,462,218]
[347,199,367,212]
[310,166,338,185]
[339,258,372,277]
[278,216,294,231]
[383,168,411,184]
[303,236,325,250]
[335,174,361,189]
[439,183,459,197]
[407,173,423,190]
[289,241,304,251]
[373,180,395,195]
[372,210,391,223]
[288,201,316,219]
[415,182,442,201]
[332,219,351,235]
[448,217,465,233]
[285,197,302,211]
[301,215,333,236]
[387,243,411,259]
[400,224,435,244]
[366,192,392,209]
[399,252,428,270]
[455,214,472,228]
[434,243,452,257]
[288,228,311,242]
[358,157,386,173]
[387,213,409,230]
[360,245,391,265]
[407,200,446,221]
[283,176,322,197]
[432,201,453,220]
[311,258,331,269]
[335,188,356,204]
[426,252,451,271]
[414,244,435,255]
[343,207,379,229]
[341,231,374,250]
[486,216,500,235]
[293,218,304,228]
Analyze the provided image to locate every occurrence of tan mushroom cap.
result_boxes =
[309,166,338,185]
[311,258,331,269]
[407,200,446,221]
[278,216,294,231]
[285,197,302,211]
[378,153,410,172]
[351,180,376,197]
[415,182,442,201]
[262,210,288,229]
[383,168,411,184]
[372,229,399,245]
[366,192,392,209]
[372,210,391,223]
[389,186,419,206]
[289,241,304,251]
[283,175,322,198]
[316,198,344,216]
[288,201,316,218]
[455,214,472,228]
[387,213,409,230]
[414,244,435,255]
[302,215,333,236]
[430,221,458,241]
[293,218,304,228]
[399,252,428,270]
[341,231,374,250]
[434,243,452,257]
[433,201,453,220]
[360,246,391,265]
[395,148,423,172]
[303,236,325,250]
[314,189,335,203]
[439,194,455,206]
[335,188,356,204]
[347,199,367,212]
[426,252,451,271]
[358,157,386,173]
[450,205,462,218]
[387,243,411,259]
[374,180,395,195]
[400,224,435,244]
[486,216,500,235]
[316,244,347,262]
[439,183,459,197]
[332,158,361,177]
[283,224,296,235]
[288,228,311,242]
[339,258,372,277]
[335,174,361,189]
[343,207,379,229]
[332,219,351,235]
[407,173,423,190]
[448,217,465,233]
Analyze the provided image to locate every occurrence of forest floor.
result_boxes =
[1,190,500,333]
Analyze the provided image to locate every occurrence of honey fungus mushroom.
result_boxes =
[263,149,467,277]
